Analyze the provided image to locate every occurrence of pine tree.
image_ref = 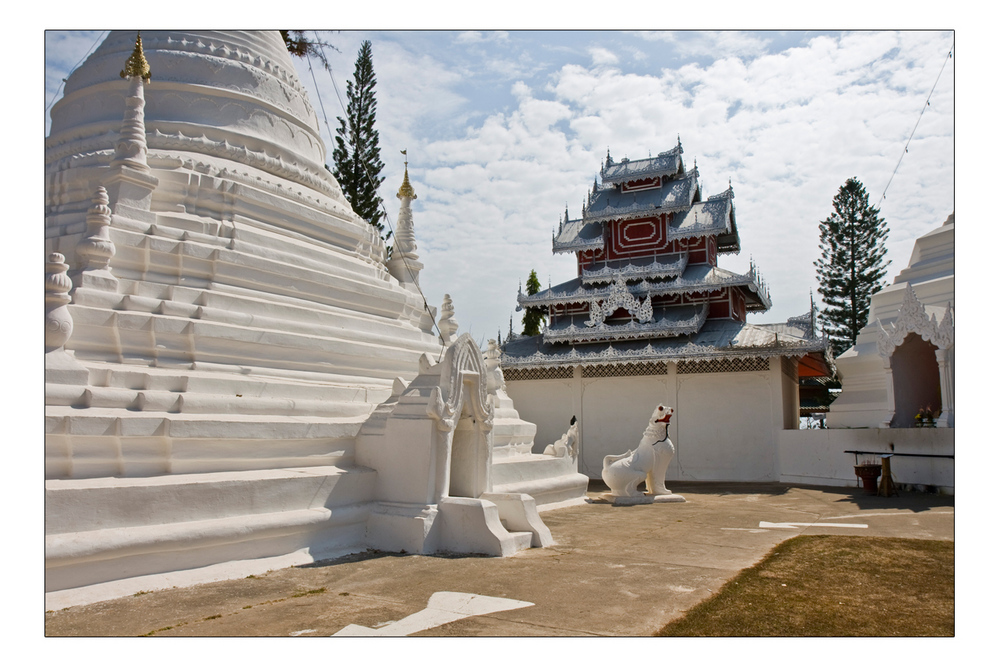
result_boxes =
[521,270,544,336]
[814,178,890,357]
[332,41,386,238]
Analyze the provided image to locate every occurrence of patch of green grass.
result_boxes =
[202,614,222,621]
[657,536,953,637]
[290,587,327,598]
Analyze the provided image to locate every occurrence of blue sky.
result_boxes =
[44,27,955,345]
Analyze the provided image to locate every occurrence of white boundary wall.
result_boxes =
[506,357,799,482]
[508,365,954,493]
[778,427,954,493]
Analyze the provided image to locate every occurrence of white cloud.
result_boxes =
[455,31,485,44]
[589,46,619,66]
[639,30,772,60]
[455,31,510,45]
[44,29,956,345]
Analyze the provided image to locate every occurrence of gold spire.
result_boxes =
[120,32,151,82]
[397,150,417,199]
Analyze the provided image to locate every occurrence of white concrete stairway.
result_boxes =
[438,492,552,557]
[45,360,389,479]
[45,465,375,599]
[491,454,590,510]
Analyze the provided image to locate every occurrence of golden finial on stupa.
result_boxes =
[397,149,417,199]
[120,32,151,82]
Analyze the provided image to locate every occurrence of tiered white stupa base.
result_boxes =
[45,465,374,608]
[43,32,586,607]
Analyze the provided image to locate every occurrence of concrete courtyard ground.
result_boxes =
[44,482,955,637]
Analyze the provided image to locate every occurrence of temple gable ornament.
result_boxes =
[876,285,954,356]
[585,275,654,327]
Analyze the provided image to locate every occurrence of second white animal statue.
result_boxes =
[601,405,686,505]
[543,416,579,459]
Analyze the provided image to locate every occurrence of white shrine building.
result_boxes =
[44,30,584,609]
[777,214,955,493]
[501,145,835,481]
[827,213,955,430]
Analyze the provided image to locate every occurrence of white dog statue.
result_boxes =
[601,405,682,502]
[543,416,579,459]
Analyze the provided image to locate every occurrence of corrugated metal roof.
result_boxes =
[585,170,697,223]
[552,217,604,254]
[502,319,828,369]
[601,145,683,184]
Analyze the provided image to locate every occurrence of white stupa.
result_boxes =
[827,213,955,429]
[44,31,580,608]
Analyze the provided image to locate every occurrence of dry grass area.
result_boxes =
[657,535,954,637]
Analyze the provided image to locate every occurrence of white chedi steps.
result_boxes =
[44,30,444,478]
[44,30,445,605]
[484,341,589,510]
[45,465,374,604]
[43,31,584,606]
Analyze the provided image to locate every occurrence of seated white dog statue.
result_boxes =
[601,405,676,499]
[543,416,579,459]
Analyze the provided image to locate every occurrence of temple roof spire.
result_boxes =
[120,32,151,82]
[388,150,422,288]
[397,149,417,200]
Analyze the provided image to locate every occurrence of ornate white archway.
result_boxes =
[876,285,954,428]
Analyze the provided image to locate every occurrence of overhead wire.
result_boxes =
[304,33,446,355]
[45,30,109,114]
[877,39,954,207]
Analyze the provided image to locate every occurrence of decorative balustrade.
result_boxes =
[518,265,770,311]
[581,252,688,285]
[543,305,708,344]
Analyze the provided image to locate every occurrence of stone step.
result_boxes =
[492,453,581,485]
[66,304,436,381]
[45,411,368,478]
[45,465,374,534]
[507,531,534,552]
[45,465,376,594]
[80,362,388,402]
[437,496,538,557]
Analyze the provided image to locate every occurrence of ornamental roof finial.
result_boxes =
[120,32,151,82]
[397,149,417,199]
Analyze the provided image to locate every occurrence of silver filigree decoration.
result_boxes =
[876,285,954,361]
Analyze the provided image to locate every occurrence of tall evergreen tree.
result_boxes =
[332,41,386,238]
[521,270,544,336]
[814,178,890,357]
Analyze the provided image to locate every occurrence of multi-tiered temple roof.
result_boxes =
[503,140,827,369]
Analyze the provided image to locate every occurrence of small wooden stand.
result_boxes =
[878,455,898,497]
